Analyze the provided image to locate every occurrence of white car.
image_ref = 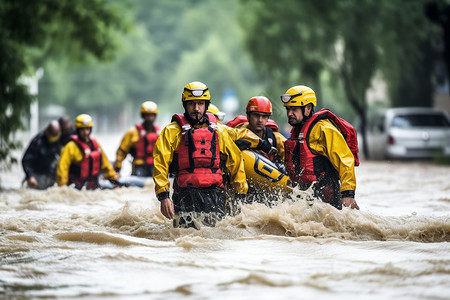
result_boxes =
[367,107,450,159]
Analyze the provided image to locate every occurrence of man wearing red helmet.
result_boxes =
[228,96,286,165]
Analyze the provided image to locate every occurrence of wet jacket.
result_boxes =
[57,135,118,189]
[285,111,356,197]
[172,113,223,188]
[114,123,160,170]
[22,130,60,179]
[228,117,286,163]
[221,125,261,148]
[153,113,248,200]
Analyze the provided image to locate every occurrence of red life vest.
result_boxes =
[284,109,359,184]
[171,113,223,189]
[69,135,102,190]
[135,123,159,165]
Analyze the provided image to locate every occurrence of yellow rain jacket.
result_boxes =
[114,125,159,170]
[221,125,262,148]
[114,127,141,170]
[153,121,248,198]
[234,122,286,163]
[308,119,356,192]
[56,139,118,186]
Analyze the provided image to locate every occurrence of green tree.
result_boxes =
[0,0,130,168]
[238,0,436,158]
[39,24,158,131]
[40,0,265,128]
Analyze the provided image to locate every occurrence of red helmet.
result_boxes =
[246,96,272,115]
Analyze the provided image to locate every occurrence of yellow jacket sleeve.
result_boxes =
[114,127,140,169]
[308,119,356,192]
[233,122,286,162]
[274,131,286,163]
[153,122,181,197]
[153,121,248,198]
[223,125,261,148]
[217,123,248,194]
[56,141,81,186]
[99,144,119,181]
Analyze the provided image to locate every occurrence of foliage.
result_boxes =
[39,0,265,130]
[0,0,130,168]
[237,0,437,157]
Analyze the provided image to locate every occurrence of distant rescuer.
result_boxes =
[114,101,160,177]
[281,85,360,210]
[22,120,61,189]
[56,114,119,190]
[152,81,248,228]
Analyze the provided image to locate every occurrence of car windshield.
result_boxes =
[391,113,450,128]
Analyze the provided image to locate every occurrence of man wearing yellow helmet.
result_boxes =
[282,85,359,210]
[21,120,61,189]
[114,101,160,177]
[56,114,119,190]
[153,81,248,228]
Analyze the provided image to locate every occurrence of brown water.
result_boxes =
[1,141,450,299]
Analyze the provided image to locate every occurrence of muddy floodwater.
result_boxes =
[1,148,450,299]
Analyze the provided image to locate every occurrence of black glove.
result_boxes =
[235,139,251,150]
[256,139,271,153]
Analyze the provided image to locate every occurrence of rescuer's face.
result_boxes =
[286,105,313,126]
[78,127,91,142]
[185,100,206,122]
[247,112,270,132]
[142,113,156,125]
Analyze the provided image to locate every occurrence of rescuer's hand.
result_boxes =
[160,198,174,219]
[27,176,38,188]
[256,139,271,153]
[342,197,359,210]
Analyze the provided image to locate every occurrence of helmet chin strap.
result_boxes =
[300,105,314,125]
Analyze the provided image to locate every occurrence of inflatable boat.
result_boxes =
[241,149,291,194]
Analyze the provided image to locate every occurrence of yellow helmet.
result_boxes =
[182,81,211,102]
[281,85,317,107]
[207,103,226,121]
[140,101,158,114]
[75,114,93,129]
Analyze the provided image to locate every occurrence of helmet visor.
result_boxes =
[185,88,209,97]
[281,92,303,103]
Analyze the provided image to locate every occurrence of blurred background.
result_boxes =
[1,0,449,167]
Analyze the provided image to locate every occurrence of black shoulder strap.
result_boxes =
[265,126,277,149]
